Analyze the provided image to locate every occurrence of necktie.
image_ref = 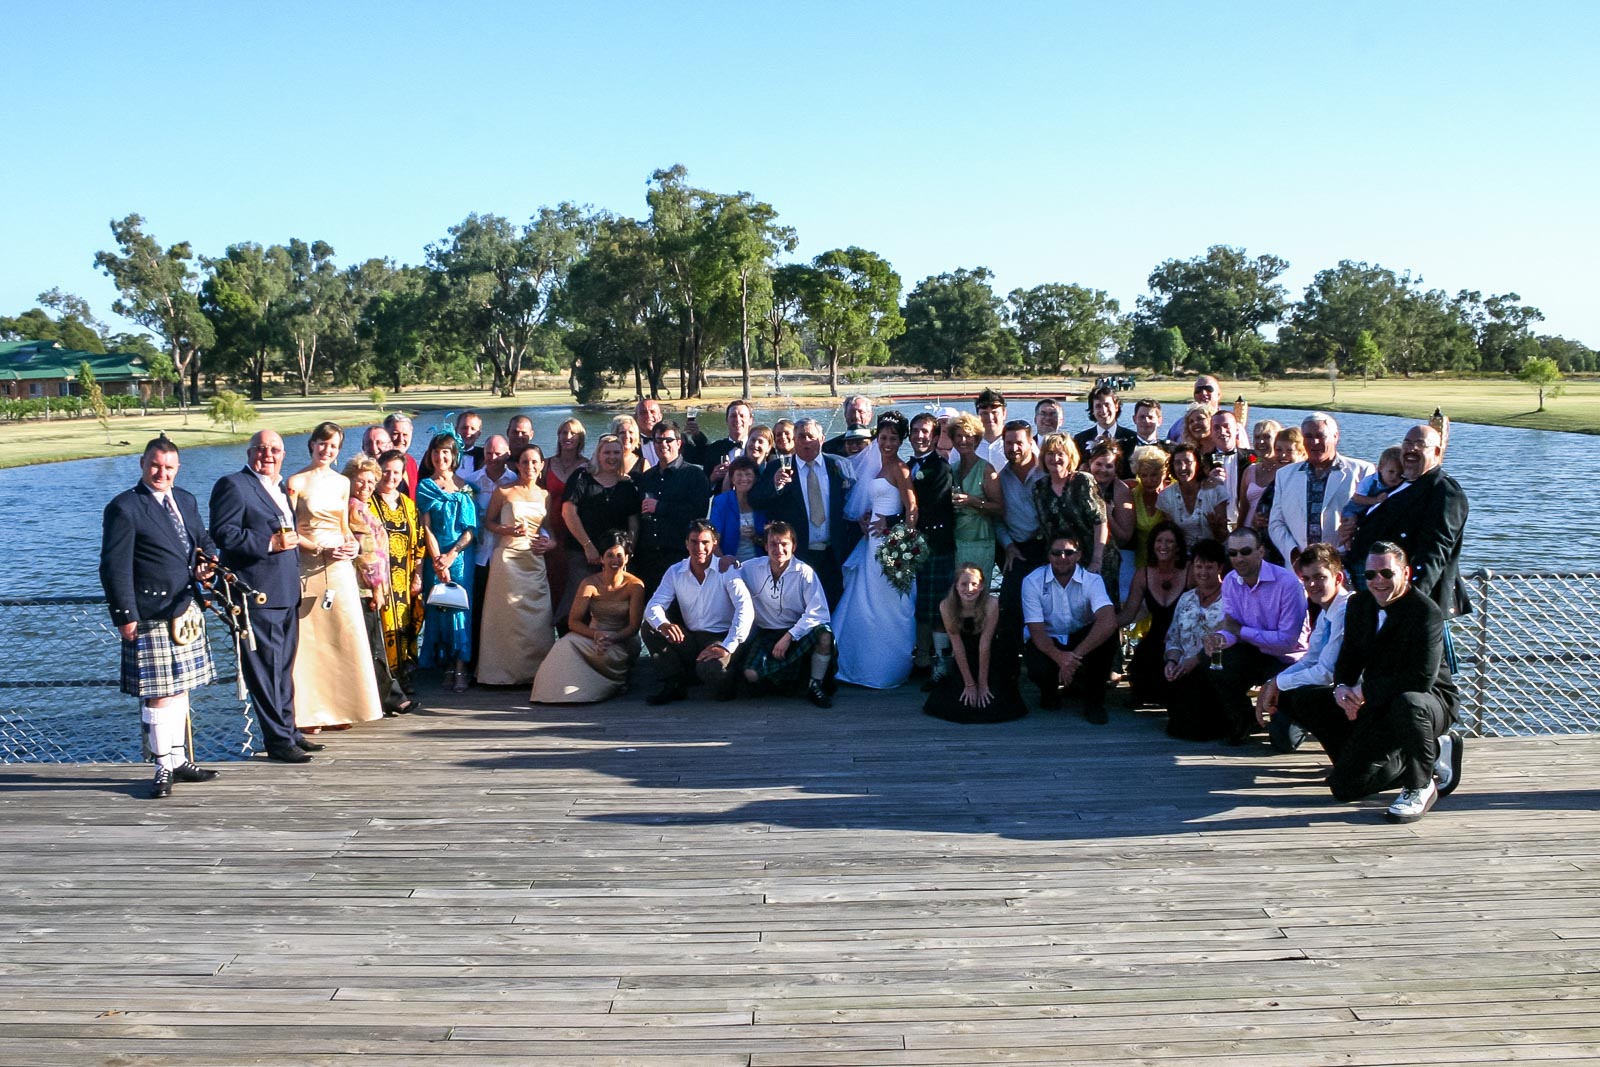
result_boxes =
[163,495,190,550]
[806,462,826,528]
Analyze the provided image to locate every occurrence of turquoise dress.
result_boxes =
[417,477,478,666]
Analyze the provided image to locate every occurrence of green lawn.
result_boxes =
[3,372,1592,469]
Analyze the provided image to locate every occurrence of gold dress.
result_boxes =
[475,497,556,686]
[292,472,384,728]
[530,586,640,704]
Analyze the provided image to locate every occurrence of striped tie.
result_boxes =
[163,495,190,550]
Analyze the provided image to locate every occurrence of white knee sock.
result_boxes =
[141,696,189,773]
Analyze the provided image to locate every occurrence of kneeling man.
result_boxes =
[642,520,753,704]
[737,521,835,708]
[1280,541,1463,823]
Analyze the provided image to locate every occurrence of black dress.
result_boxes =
[923,619,1026,724]
[1128,582,1180,707]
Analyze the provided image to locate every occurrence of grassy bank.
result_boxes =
[3,372,1593,469]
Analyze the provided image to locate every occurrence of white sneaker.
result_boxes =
[1385,779,1438,824]
[1434,732,1464,798]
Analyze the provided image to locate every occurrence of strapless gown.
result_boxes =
[530,593,640,704]
[835,478,915,689]
[292,473,383,728]
[476,498,556,686]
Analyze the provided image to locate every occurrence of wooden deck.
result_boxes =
[3,681,1600,1066]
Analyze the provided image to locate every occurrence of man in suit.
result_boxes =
[1072,385,1140,479]
[1268,413,1375,567]
[1280,541,1463,823]
[100,436,223,798]
[1346,424,1471,628]
[209,430,324,764]
[907,412,955,680]
[750,417,854,609]
[691,400,753,490]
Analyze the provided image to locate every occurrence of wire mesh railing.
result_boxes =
[0,596,258,764]
[1,572,1595,761]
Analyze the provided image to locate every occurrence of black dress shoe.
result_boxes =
[173,762,218,783]
[806,680,833,708]
[266,746,313,763]
[646,687,687,706]
[296,739,327,752]
[150,769,173,799]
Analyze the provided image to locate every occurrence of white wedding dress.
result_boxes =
[835,477,915,689]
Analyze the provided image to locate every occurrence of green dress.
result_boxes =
[952,456,997,577]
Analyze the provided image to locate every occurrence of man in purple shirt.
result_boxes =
[1203,527,1310,745]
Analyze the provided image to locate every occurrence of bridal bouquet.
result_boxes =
[875,523,929,596]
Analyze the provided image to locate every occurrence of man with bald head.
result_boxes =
[209,431,322,763]
[360,426,392,462]
[1268,413,1375,567]
[1348,424,1470,627]
[384,413,418,499]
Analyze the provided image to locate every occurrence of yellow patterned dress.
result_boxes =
[370,490,427,672]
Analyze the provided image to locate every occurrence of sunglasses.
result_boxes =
[1049,548,1080,558]
[1364,568,1398,581]
[1227,547,1256,558]
[655,436,679,444]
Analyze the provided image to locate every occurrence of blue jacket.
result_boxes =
[100,481,216,626]
[209,468,303,610]
[710,489,766,557]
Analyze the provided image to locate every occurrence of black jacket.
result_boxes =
[1335,587,1459,723]
[633,457,714,559]
[100,482,217,626]
[209,468,303,610]
[906,451,955,552]
[1348,464,1471,618]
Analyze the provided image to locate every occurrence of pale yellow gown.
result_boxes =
[293,472,384,728]
[475,497,556,686]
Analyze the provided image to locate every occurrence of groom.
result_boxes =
[750,417,854,610]
[209,429,324,763]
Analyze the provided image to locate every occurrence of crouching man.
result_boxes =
[1280,541,1464,823]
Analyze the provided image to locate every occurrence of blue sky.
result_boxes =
[4,2,1597,346]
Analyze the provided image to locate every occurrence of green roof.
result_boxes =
[0,339,151,382]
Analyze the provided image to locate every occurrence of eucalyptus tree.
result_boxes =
[894,267,1015,380]
[95,214,215,412]
[1006,283,1125,375]
[1137,245,1289,376]
[429,204,588,397]
[797,247,904,396]
[709,193,797,400]
[763,263,809,395]
[1452,291,1545,373]
[202,242,291,400]
[558,214,677,401]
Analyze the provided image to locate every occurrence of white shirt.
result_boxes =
[645,559,754,652]
[467,466,518,565]
[978,435,1007,472]
[737,558,831,640]
[794,456,833,548]
[1277,591,1351,692]
[253,470,294,527]
[1022,564,1112,642]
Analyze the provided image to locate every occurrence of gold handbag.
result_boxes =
[169,602,205,646]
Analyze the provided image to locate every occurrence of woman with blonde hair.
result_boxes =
[922,564,1023,723]
[1178,402,1216,451]
[1033,432,1109,588]
[343,453,417,715]
[610,414,646,476]
[1239,419,1284,532]
[1129,445,1170,571]
[947,412,1004,576]
[477,445,558,686]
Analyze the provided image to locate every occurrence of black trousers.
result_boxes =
[798,545,843,611]
[996,539,1046,677]
[1165,667,1230,741]
[1209,641,1289,740]
[1023,627,1114,714]
[468,564,491,670]
[641,628,737,695]
[238,604,299,752]
[1280,685,1452,800]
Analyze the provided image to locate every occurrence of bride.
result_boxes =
[835,410,919,689]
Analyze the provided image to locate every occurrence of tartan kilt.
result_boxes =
[743,625,830,691]
[915,548,956,626]
[120,617,216,698]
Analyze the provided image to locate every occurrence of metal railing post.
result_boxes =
[1470,569,1493,738]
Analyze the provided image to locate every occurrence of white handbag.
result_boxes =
[426,581,470,611]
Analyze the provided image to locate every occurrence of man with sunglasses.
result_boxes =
[1166,376,1222,441]
[1204,527,1310,745]
[1022,534,1119,722]
[632,421,714,596]
[1281,541,1461,823]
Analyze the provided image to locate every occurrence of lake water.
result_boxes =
[3,401,1591,599]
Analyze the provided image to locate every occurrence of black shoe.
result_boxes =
[266,745,313,764]
[806,680,833,708]
[296,739,327,752]
[1084,706,1108,725]
[1037,690,1062,711]
[149,769,173,799]
[173,762,218,783]
[713,687,738,702]
[646,686,687,706]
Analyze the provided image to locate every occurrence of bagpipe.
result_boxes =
[191,549,267,701]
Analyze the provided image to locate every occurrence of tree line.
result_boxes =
[4,164,1595,410]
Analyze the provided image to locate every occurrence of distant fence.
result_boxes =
[1,573,1595,763]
